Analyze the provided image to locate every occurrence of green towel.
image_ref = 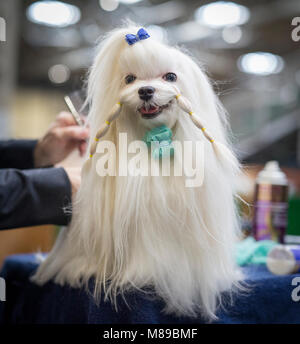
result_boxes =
[235,237,277,266]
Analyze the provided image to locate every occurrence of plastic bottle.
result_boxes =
[253,161,288,243]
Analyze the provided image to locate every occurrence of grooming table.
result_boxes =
[0,254,300,324]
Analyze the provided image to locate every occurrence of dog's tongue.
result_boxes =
[140,105,159,115]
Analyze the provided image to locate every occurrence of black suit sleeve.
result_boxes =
[0,140,38,169]
[0,167,71,230]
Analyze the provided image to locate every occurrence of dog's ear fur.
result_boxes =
[81,26,141,176]
[86,28,128,136]
[172,49,240,180]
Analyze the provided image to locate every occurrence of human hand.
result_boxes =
[64,167,81,198]
[34,112,89,167]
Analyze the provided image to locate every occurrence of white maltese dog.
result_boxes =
[33,25,242,320]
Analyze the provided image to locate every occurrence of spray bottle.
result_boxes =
[253,161,288,243]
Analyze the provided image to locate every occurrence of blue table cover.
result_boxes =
[0,254,300,324]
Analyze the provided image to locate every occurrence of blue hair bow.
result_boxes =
[125,28,150,46]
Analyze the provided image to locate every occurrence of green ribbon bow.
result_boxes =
[143,125,174,159]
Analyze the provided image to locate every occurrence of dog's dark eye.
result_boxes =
[125,74,136,84]
[163,72,177,82]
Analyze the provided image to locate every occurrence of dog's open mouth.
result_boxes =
[139,103,169,119]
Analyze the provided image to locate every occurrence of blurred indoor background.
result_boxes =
[0,0,299,263]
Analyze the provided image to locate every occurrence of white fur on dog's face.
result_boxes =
[120,79,178,129]
[119,41,181,129]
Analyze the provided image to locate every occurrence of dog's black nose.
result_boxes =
[138,86,155,101]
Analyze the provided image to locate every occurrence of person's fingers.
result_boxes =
[79,115,87,126]
[56,126,89,142]
[56,112,77,126]
[79,140,87,156]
